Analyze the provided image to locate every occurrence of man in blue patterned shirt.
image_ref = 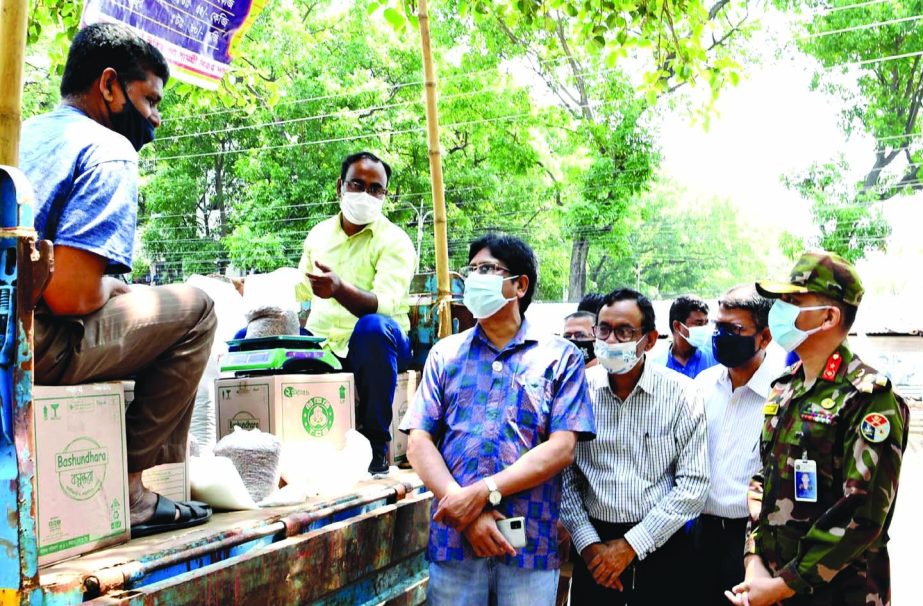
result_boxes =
[401,234,596,606]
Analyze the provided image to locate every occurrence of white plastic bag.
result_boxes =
[189,455,258,510]
[279,429,373,496]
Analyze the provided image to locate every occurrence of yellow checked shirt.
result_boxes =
[295,213,415,358]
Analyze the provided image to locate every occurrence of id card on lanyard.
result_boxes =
[794,457,817,502]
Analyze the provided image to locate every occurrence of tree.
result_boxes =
[592,181,768,298]
[777,0,916,259]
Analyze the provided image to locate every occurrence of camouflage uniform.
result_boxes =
[747,252,910,605]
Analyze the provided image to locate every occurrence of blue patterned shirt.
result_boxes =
[400,319,596,569]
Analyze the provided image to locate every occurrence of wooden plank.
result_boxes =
[84,492,431,605]
[381,576,427,606]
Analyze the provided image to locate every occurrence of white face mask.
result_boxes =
[680,323,713,350]
[340,191,384,225]
[594,338,644,375]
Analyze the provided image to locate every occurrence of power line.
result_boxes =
[806,14,923,39]
[163,53,604,123]
[821,0,893,14]
[153,66,623,144]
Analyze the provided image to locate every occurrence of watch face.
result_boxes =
[489,491,501,506]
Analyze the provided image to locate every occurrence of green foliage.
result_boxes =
[777,0,915,260]
[591,181,768,299]
[448,0,750,99]
[22,0,761,302]
[781,159,891,263]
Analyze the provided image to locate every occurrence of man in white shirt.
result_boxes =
[691,284,784,605]
[561,288,708,605]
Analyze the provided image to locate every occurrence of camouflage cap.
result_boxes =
[756,251,864,306]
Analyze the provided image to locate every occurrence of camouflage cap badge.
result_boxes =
[755,251,864,306]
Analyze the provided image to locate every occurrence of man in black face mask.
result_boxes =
[20,24,216,537]
[562,311,597,369]
[688,285,784,606]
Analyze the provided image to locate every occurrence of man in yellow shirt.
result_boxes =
[296,152,415,473]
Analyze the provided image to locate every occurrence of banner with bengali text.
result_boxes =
[82,0,267,90]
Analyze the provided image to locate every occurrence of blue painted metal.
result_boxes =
[0,166,42,601]
[408,272,465,368]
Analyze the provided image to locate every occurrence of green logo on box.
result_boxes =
[55,437,108,500]
[302,397,334,437]
[283,386,295,398]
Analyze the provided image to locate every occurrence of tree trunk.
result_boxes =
[568,237,589,302]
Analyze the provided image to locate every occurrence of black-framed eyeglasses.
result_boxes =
[344,179,388,199]
[460,263,511,277]
[715,322,755,337]
[594,324,644,343]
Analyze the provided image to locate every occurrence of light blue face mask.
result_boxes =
[680,322,713,350]
[463,273,519,319]
[768,300,833,352]
[594,338,643,374]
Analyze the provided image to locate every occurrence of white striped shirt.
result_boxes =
[561,361,709,560]
[694,350,786,518]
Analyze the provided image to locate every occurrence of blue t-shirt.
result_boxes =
[19,105,138,274]
[667,346,718,378]
[653,342,719,379]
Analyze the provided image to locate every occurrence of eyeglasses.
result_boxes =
[562,330,594,340]
[344,179,388,199]
[460,263,511,277]
[715,322,755,337]
[593,324,644,343]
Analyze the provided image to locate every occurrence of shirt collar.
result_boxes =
[472,317,539,352]
[335,212,384,237]
[747,353,778,398]
[712,352,777,399]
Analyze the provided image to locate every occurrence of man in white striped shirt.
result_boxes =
[561,288,709,605]
[690,285,785,606]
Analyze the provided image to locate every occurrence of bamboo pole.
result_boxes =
[417,0,453,339]
[0,0,28,166]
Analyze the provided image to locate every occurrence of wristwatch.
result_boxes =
[484,476,502,506]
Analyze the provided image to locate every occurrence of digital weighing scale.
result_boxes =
[220,335,342,376]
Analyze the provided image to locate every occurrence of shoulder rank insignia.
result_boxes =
[822,352,842,381]
[860,413,891,443]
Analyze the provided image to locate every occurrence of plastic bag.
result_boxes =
[279,429,372,496]
[213,427,282,503]
[189,455,258,510]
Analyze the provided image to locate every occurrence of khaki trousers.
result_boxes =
[35,284,216,472]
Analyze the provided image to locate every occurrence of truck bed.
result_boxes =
[37,470,431,605]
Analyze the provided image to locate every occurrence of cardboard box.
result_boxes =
[33,383,130,566]
[122,381,190,503]
[389,371,418,466]
[216,373,355,449]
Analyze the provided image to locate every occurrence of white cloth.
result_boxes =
[694,349,786,518]
[561,361,709,560]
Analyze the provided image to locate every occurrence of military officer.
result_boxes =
[725,251,908,606]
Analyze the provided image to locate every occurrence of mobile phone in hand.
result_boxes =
[496,516,527,549]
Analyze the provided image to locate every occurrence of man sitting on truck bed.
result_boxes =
[295,151,415,474]
[20,24,216,537]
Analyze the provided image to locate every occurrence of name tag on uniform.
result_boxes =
[763,403,779,416]
[794,459,817,503]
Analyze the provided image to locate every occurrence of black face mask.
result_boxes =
[712,330,759,369]
[567,338,596,365]
[106,79,155,151]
